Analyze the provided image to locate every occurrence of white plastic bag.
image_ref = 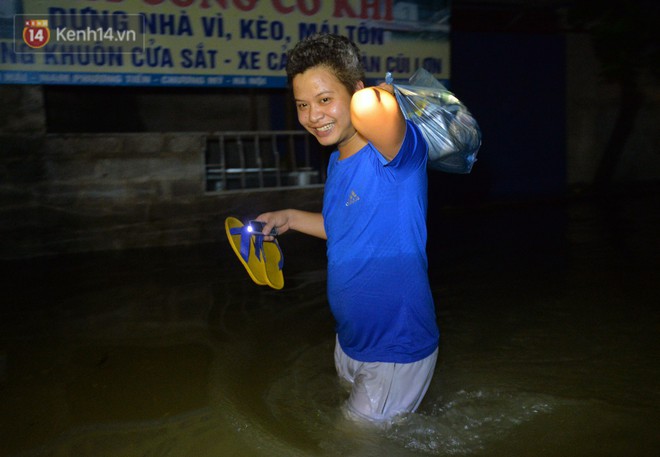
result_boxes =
[387,69,481,173]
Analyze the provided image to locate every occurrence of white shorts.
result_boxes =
[334,336,438,423]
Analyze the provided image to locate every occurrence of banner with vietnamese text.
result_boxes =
[0,0,451,88]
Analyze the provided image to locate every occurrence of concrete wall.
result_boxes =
[0,86,323,259]
[0,85,45,134]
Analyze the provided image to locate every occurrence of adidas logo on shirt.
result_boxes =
[345,190,360,206]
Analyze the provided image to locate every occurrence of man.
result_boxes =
[258,33,439,424]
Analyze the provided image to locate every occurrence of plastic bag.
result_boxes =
[387,68,481,174]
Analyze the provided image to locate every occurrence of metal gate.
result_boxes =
[205,130,325,192]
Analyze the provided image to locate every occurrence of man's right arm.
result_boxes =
[257,209,326,240]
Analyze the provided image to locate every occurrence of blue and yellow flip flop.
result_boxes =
[225,217,284,290]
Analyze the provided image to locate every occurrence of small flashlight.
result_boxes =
[247,220,277,236]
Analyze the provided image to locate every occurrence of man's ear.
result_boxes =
[354,80,365,92]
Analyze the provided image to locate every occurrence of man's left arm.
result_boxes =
[350,85,406,161]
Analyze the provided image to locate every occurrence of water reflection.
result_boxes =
[1,192,659,457]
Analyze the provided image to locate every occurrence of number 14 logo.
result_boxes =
[23,19,50,49]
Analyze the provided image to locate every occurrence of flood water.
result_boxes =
[1,190,659,457]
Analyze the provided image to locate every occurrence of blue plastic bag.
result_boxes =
[387,69,481,174]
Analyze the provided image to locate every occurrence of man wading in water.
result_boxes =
[258,33,440,424]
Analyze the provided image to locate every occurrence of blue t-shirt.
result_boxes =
[322,121,439,363]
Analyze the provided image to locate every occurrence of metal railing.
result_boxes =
[205,130,325,192]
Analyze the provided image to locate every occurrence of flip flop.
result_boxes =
[225,217,284,290]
